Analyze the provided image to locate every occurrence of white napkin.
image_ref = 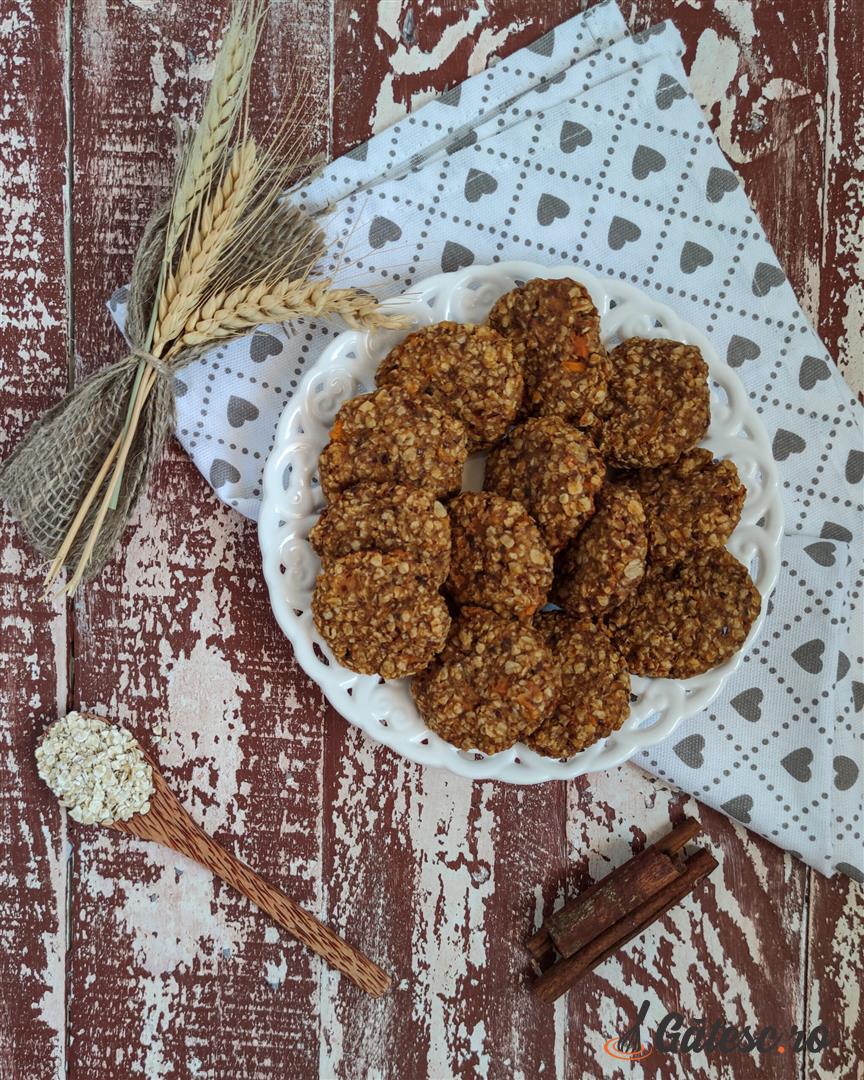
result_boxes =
[110,0,862,878]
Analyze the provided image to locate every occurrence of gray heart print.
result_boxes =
[250,331,283,363]
[527,28,554,56]
[210,458,241,488]
[834,756,859,791]
[537,193,569,226]
[560,120,592,152]
[752,262,785,296]
[447,129,478,154]
[441,241,474,273]
[804,541,836,567]
[792,639,824,674]
[673,733,705,768]
[706,167,738,202]
[227,395,259,428]
[655,73,685,110]
[726,335,760,367]
[799,354,831,390]
[632,144,666,179]
[772,428,806,460]
[730,687,763,722]
[845,449,863,484]
[608,215,641,250]
[721,795,753,824]
[464,168,497,202]
[680,241,713,273]
[368,216,402,249]
[781,748,814,783]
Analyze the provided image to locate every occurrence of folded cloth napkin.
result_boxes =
[111,0,862,877]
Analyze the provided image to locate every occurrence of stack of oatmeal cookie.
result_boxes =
[309,279,761,760]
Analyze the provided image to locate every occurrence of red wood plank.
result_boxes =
[819,0,863,394]
[806,874,864,1077]
[0,1,70,1078]
[65,2,333,1077]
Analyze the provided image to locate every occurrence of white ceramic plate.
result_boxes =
[259,262,784,783]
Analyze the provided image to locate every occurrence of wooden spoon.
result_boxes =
[48,715,391,998]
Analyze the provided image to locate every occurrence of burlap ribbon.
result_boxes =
[0,204,189,581]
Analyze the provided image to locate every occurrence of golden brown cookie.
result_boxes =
[483,416,605,552]
[607,547,761,678]
[553,485,647,617]
[318,386,468,500]
[375,322,522,451]
[309,482,451,586]
[412,606,560,754]
[488,278,610,427]
[600,337,710,468]
[524,613,630,758]
[445,492,553,620]
[312,551,450,679]
[622,448,746,565]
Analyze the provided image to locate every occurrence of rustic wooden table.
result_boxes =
[2,2,862,1078]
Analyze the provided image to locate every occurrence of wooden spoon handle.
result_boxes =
[119,763,391,997]
[189,829,391,997]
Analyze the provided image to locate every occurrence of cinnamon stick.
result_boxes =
[524,817,700,964]
[546,847,683,959]
[532,847,717,1003]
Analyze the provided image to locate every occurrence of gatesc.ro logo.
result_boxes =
[603,1000,833,1060]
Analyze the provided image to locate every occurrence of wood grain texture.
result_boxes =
[0,2,70,1077]
[66,2,333,1077]
[109,734,390,997]
[0,0,861,1077]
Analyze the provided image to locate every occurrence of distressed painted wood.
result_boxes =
[0,1,861,1078]
[66,3,333,1078]
[0,1,70,1078]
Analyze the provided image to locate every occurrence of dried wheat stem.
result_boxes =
[164,3,260,260]
[157,140,259,334]
[42,431,125,593]
[63,367,159,596]
[173,279,409,349]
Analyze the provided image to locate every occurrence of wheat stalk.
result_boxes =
[175,278,409,348]
[157,139,259,336]
[163,2,261,262]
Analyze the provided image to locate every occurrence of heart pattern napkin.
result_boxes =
[110,1,862,878]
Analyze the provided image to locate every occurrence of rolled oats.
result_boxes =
[607,547,761,678]
[599,337,710,468]
[309,481,451,585]
[318,385,468,500]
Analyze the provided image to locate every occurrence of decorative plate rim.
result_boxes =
[258,261,784,784]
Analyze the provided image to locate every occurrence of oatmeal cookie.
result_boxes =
[487,278,610,427]
[312,551,450,679]
[607,547,761,678]
[318,386,468,500]
[376,322,522,451]
[484,416,605,552]
[623,448,746,565]
[445,492,553,620]
[524,614,630,758]
[599,337,710,468]
[309,482,451,585]
[412,606,561,754]
[553,486,647,617]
